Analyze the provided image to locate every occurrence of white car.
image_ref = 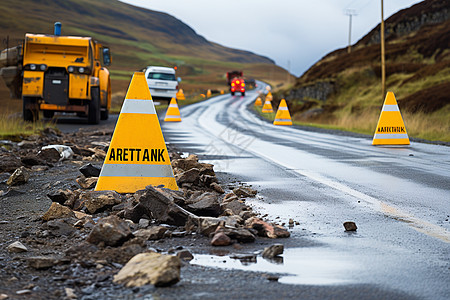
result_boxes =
[144,66,178,101]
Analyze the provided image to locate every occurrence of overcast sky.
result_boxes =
[120,0,422,76]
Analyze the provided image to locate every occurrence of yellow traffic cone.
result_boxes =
[273,99,292,125]
[95,72,178,193]
[261,99,273,113]
[254,97,262,106]
[176,89,185,100]
[266,91,273,101]
[372,92,410,145]
[206,89,212,98]
[164,98,181,122]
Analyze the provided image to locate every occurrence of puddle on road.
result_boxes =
[191,247,357,285]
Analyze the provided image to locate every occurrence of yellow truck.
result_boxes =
[1,22,111,123]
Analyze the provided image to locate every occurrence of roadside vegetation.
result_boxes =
[0,113,57,141]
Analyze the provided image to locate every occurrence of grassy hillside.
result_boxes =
[274,0,450,142]
[0,0,293,112]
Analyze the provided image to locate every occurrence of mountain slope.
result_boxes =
[0,0,289,101]
[281,0,450,141]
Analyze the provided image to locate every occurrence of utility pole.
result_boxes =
[381,0,386,100]
[345,9,357,53]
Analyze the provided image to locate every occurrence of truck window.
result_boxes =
[148,72,176,81]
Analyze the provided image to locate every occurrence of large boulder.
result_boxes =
[0,154,22,173]
[138,186,196,226]
[87,215,133,247]
[185,192,221,217]
[113,252,181,287]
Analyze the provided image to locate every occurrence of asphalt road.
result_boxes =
[158,84,450,299]
[55,85,449,299]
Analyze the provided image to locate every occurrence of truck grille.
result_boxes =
[43,67,69,106]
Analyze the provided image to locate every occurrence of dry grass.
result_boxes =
[0,113,57,140]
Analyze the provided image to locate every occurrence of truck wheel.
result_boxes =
[231,91,235,96]
[43,111,54,119]
[241,92,245,96]
[100,108,109,120]
[88,87,100,124]
[23,97,39,122]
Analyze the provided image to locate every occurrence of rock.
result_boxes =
[76,176,98,189]
[175,168,200,185]
[200,174,218,187]
[17,140,36,149]
[288,219,294,226]
[211,232,231,246]
[198,163,215,176]
[27,256,57,270]
[64,287,77,299]
[6,166,30,186]
[233,186,257,198]
[246,217,290,238]
[87,215,133,247]
[221,199,246,215]
[155,187,186,206]
[176,249,194,261]
[36,147,60,163]
[138,218,150,228]
[0,154,21,173]
[42,219,76,237]
[113,252,181,287]
[138,186,197,226]
[210,182,225,194]
[41,202,75,221]
[7,241,28,253]
[230,253,257,263]
[71,145,96,157]
[185,192,221,217]
[0,293,9,300]
[83,190,122,214]
[133,226,168,240]
[124,204,147,223]
[223,192,239,203]
[219,227,255,243]
[79,163,101,178]
[20,155,45,167]
[262,244,284,258]
[194,216,222,236]
[343,221,357,231]
[47,189,73,205]
[41,145,74,160]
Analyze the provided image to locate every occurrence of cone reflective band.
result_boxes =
[372,91,410,145]
[95,72,178,193]
[254,97,262,106]
[273,99,292,125]
[261,99,273,113]
[164,98,181,122]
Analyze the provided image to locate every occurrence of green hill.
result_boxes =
[276,0,450,142]
[0,0,291,107]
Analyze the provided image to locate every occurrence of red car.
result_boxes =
[230,78,245,96]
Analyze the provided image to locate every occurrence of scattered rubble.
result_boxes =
[0,127,294,297]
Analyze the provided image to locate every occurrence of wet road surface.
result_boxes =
[161,84,450,299]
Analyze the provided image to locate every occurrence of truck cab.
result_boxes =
[144,66,178,102]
